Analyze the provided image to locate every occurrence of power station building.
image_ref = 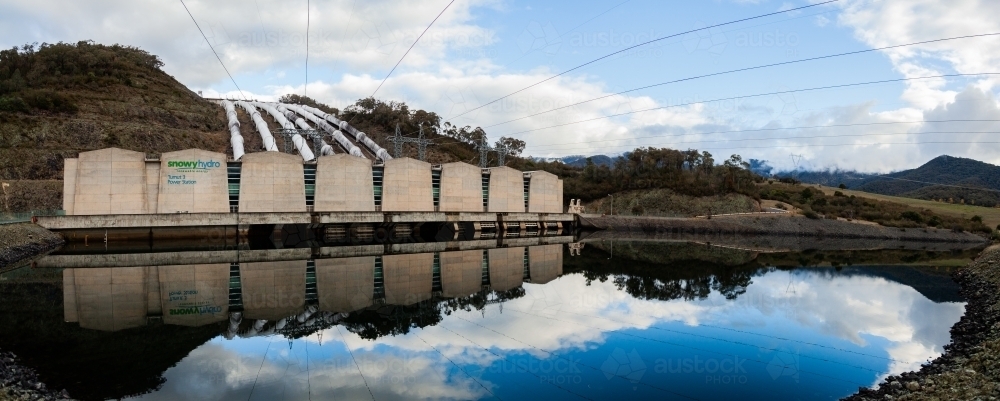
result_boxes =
[61,245,564,332]
[61,147,565,215]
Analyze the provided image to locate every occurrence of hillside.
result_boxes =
[0,41,502,213]
[851,155,1000,206]
[777,169,877,188]
[781,156,1000,207]
[0,41,231,212]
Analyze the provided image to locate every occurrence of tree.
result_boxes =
[495,136,526,158]
[278,94,338,115]
[838,183,847,189]
[441,123,486,146]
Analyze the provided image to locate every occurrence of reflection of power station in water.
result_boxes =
[61,245,564,333]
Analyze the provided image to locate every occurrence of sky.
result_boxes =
[137,269,963,400]
[2,0,1000,172]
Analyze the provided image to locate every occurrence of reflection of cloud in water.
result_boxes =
[142,338,487,401]
[142,269,962,399]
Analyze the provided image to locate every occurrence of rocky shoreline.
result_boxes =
[579,214,989,244]
[844,245,1000,400]
[0,223,64,269]
[0,351,74,401]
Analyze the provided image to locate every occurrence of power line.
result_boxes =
[246,336,273,401]
[344,0,456,128]
[527,118,1000,150]
[499,0,633,68]
[337,326,375,401]
[866,175,1000,194]
[532,130,1000,153]
[371,5,841,141]
[447,0,841,121]
[578,141,1000,153]
[371,0,455,97]
[179,0,247,100]
[501,68,1000,137]
[305,0,310,97]
[488,30,1000,132]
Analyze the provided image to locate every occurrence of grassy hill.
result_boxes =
[0,41,500,213]
[852,155,1000,206]
[0,41,231,212]
[783,156,1000,207]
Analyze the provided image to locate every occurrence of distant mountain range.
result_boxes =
[780,155,1000,207]
[530,154,618,167]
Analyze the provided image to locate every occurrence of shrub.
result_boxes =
[971,215,983,223]
[838,183,847,189]
[803,210,820,219]
[900,211,923,223]
[833,191,845,197]
[21,90,78,113]
[0,95,29,113]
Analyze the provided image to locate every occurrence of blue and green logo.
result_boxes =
[167,159,221,170]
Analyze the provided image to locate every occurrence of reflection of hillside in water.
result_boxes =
[571,239,978,304]
[1,237,977,401]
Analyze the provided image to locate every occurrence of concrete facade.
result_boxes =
[527,171,563,214]
[383,253,433,305]
[239,260,306,320]
[62,158,77,214]
[146,161,159,212]
[488,247,524,291]
[382,158,433,212]
[72,148,148,215]
[157,149,229,213]
[314,155,375,212]
[529,244,563,284]
[316,257,375,312]
[238,152,306,213]
[440,250,483,298]
[487,166,525,213]
[158,264,229,326]
[64,267,150,331]
[60,147,566,217]
[439,162,484,212]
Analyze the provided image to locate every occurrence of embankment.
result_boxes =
[844,246,1000,400]
[579,214,987,244]
[0,223,63,269]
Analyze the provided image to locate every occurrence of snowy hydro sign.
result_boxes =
[165,159,221,185]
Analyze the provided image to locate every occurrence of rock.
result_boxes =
[924,379,935,386]
[906,381,920,391]
[890,381,902,390]
[964,368,976,375]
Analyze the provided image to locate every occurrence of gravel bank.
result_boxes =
[844,245,1000,400]
[0,223,63,269]
[580,214,988,244]
[0,351,74,401]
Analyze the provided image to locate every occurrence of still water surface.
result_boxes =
[0,240,974,400]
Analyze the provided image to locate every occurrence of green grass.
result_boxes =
[810,184,1000,229]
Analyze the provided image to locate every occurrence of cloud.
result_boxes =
[3,0,998,171]
[835,0,1000,107]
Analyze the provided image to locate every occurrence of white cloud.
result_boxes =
[144,268,961,398]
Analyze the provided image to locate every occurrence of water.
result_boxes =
[0,238,976,401]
